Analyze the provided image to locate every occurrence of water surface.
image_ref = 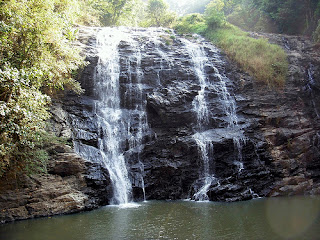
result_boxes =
[1,196,320,240]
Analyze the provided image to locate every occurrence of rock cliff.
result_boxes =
[243,32,320,196]
[65,27,320,202]
[64,27,275,202]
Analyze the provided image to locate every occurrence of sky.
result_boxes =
[166,0,210,15]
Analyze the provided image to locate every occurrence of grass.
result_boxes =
[160,35,174,46]
[205,24,288,87]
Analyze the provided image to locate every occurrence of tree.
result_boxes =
[146,0,176,27]
[205,0,226,29]
[220,0,320,35]
[0,0,86,177]
[117,0,146,26]
[93,0,136,26]
[223,0,242,15]
[245,0,320,34]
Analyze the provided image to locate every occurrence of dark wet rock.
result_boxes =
[239,32,320,196]
[48,153,86,177]
[64,28,320,202]
[141,136,200,200]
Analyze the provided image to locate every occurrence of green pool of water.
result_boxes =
[1,196,320,240]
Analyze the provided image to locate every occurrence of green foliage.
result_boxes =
[17,148,49,176]
[92,0,136,26]
[204,0,226,29]
[71,0,101,26]
[174,13,207,34]
[0,0,85,93]
[252,0,317,34]
[174,1,288,87]
[227,5,278,33]
[182,0,320,38]
[0,0,86,177]
[228,0,320,36]
[144,0,177,27]
[0,131,69,179]
[147,0,167,25]
[0,66,51,153]
[222,0,242,15]
[313,20,320,42]
[117,0,146,26]
[205,24,288,87]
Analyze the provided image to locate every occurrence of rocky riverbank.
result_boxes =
[0,128,112,223]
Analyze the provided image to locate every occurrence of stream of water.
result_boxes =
[74,28,153,205]
[181,38,215,201]
[1,196,319,240]
[182,38,245,200]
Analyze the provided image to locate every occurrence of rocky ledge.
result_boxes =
[0,132,112,224]
[238,32,320,196]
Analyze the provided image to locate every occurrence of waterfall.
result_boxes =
[192,133,215,201]
[207,47,246,173]
[71,27,251,204]
[181,38,214,201]
[154,38,173,86]
[306,63,320,119]
[73,27,184,204]
[212,71,246,173]
[141,28,173,86]
[183,37,245,201]
[124,36,149,202]
[73,27,152,205]
[93,28,132,205]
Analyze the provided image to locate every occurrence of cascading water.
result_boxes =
[72,27,253,204]
[144,28,173,86]
[92,28,132,205]
[124,36,149,201]
[306,63,320,119]
[73,27,178,204]
[207,46,246,173]
[73,28,152,205]
[183,37,245,201]
[181,38,215,201]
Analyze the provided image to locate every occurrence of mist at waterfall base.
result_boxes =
[1,196,320,240]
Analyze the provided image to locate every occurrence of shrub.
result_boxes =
[204,0,226,29]
[174,13,207,34]
[313,20,320,43]
[205,24,288,87]
[0,0,86,177]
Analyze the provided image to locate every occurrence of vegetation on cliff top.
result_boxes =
[174,0,288,87]
[170,0,320,42]
[205,26,288,87]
